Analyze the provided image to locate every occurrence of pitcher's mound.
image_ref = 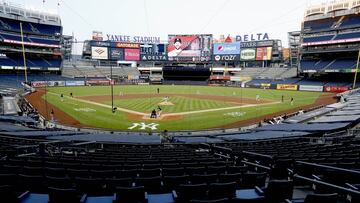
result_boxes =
[158,101,174,106]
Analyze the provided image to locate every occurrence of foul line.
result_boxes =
[48,92,147,116]
[164,101,280,117]
[47,92,280,118]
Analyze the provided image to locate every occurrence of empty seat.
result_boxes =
[48,186,82,203]
[0,185,19,203]
[163,175,189,191]
[190,198,229,203]
[162,167,185,176]
[304,193,338,203]
[175,183,208,202]
[75,177,106,195]
[114,186,147,203]
[241,172,267,189]
[106,177,133,190]
[135,176,162,193]
[236,179,293,203]
[191,174,218,184]
[18,174,46,192]
[209,182,237,199]
[46,176,73,188]
[138,168,161,177]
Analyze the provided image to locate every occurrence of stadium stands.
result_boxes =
[235,67,297,79]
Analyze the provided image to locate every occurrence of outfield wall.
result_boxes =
[29,79,350,93]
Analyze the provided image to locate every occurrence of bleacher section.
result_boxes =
[0,57,62,68]
[0,16,61,36]
[236,67,297,79]
[62,60,141,78]
[300,59,357,72]
[0,4,62,71]
[303,35,334,43]
[340,14,360,28]
[303,17,339,32]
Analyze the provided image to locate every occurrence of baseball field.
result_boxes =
[26,85,336,131]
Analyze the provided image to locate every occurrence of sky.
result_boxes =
[11,0,327,53]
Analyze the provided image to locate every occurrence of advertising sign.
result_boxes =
[91,47,108,60]
[140,44,168,61]
[86,80,110,86]
[65,81,85,86]
[256,47,272,60]
[235,33,270,42]
[110,48,124,60]
[276,84,298,91]
[124,48,140,61]
[241,40,274,48]
[31,81,48,87]
[209,75,231,80]
[324,86,349,93]
[213,55,240,61]
[299,85,323,92]
[90,41,111,47]
[115,42,140,49]
[261,83,271,88]
[168,34,212,61]
[240,48,256,60]
[213,43,240,55]
[47,81,65,87]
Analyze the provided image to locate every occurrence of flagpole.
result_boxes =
[20,22,28,84]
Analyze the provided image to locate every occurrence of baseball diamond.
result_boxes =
[26,85,335,131]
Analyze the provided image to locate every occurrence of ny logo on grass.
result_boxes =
[128,123,159,130]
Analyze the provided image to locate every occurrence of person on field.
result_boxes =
[256,94,260,101]
[281,95,284,103]
[157,106,162,117]
[150,109,157,118]
[157,88,160,94]
[60,93,64,102]
[290,97,294,105]
[70,92,73,98]
[50,109,54,121]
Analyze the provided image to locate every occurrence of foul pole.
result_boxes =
[353,49,360,89]
[20,22,28,84]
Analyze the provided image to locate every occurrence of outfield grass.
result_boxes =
[44,85,329,131]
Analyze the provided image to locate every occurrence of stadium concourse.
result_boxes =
[2,0,360,202]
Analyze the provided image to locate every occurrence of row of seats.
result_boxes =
[0,16,61,36]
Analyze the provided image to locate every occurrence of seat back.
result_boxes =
[115,186,146,203]
[0,185,18,203]
[209,182,237,199]
[264,180,293,203]
[304,193,338,203]
[190,198,229,203]
[177,183,208,201]
[48,186,79,203]
[241,172,267,189]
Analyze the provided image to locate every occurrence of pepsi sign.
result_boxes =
[213,43,241,55]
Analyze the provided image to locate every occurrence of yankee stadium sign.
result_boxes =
[106,34,161,44]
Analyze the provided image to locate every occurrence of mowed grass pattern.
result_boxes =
[105,96,233,113]
[43,85,330,131]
